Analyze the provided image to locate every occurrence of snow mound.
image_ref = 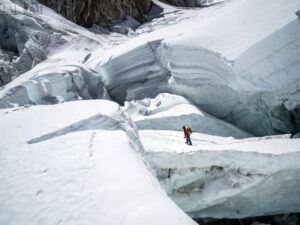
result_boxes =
[124,93,251,138]
[142,130,300,218]
[0,100,196,225]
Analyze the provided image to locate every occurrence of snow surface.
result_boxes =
[0,100,196,225]
[0,0,300,222]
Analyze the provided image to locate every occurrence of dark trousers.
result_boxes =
[186,135,192,145]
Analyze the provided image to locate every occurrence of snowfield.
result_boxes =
[0,100,196,225]
[0,0,300,223]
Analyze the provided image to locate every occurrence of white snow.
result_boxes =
[0,0,300,222]
[0,100,196,225]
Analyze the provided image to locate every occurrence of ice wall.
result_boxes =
[235,16,300,138]
[123,93,251,139]
[144,135,300,219]
[88,39,293,136]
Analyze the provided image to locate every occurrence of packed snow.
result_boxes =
[0,100,196,225]
[0,0,300,223]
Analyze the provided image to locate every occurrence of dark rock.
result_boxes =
[37,0,152,27]
[160,0,208,7]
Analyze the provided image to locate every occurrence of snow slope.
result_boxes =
[142,130,300,218]
[0,100,196,225]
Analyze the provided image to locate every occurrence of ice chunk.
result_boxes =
[124,93,251,139]
[0,64,109,108]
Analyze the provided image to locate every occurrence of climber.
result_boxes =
[183,126,192,145]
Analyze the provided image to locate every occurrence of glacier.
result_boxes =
[0,0,300,223]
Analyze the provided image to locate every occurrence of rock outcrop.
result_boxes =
[37,0,152,27]
[160,0,207,7]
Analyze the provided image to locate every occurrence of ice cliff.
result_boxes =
[87,38,294,136]
[144,132,300,219]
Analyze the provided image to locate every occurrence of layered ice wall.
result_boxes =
[88,39,293,136]
[143,133,300,219]
[84,0,300,136]
[235,17,300,134]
